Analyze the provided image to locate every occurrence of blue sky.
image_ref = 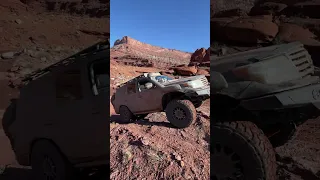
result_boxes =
[110,0,210,53]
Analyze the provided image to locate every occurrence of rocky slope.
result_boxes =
[111,36,191,68]
[211,0,320,179]
[0,0,109,179]
[110,37,211,179]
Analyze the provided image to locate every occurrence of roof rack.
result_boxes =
[22,39,110,83]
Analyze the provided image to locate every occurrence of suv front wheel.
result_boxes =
[165,99,197,128]
[31,140,75,180]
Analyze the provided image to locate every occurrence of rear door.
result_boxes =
[82,58,109,163]
[53,66,101,163]
[123,80,140,113]
[137,79,163,112]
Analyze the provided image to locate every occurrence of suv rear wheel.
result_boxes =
[165,99,196,128]
[119,106,135,123]
[212,121,277,180]
[31,140,75,180]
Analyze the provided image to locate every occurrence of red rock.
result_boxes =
[190,48,207,63]
[172,65,197,76]
[277,23,320,46]
[281,1,320,19]
[249,2,287,16]
[224,16,279,44]
[213,8,247,18]
[196,68,209,76]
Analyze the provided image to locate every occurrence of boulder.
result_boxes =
[277,23,320,46]
[224,16,279,44]
[1,52,15,59]
[196,68,210,76]
[249,2,287,16]
[279,17,320,37]
[190,48,209,64]
[281,1,320,18]
[213,8,247,18]
[172,65,197,76]
[211,17,239,41]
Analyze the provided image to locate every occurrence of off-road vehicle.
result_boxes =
[210,41,320,180]
[111,72,210,128]
[2,40,110,180]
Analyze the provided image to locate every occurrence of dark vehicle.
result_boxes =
[2,41,110,180]
[210,42,319,180]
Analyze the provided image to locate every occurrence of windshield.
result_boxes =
[155,75,173,83]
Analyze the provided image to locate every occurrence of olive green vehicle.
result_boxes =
[211,42,320,180]
[111,72,210,128]
[2,41,109,180]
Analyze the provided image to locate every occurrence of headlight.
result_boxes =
[180,80,203,88]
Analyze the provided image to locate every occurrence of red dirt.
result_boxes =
[0,0,109,179]
[110,100,210,180]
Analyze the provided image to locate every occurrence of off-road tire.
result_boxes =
[31,140,75,180]
[165,99,197,128]
[212,121,277,180]
[119,106,135,123]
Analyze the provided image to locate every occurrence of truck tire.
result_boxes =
[212,121,277,180]
[31,140,75,180]
[165,99,196,128]
[119,106,135,123]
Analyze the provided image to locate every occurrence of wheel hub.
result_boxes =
[211,144,244,180]
[173,108,186,120]
[42,155,57,180]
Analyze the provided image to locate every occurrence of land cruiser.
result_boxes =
[2,40,110,180]
[111,72,210,128]
[210,41,320,180]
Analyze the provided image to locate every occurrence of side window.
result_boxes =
[56,70,83,101]
[138,79,155,92]
[126,81,136,94]
[90,60,109,95]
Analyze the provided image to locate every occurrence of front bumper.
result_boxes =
[185,86,210,101]
[195,86,210,96]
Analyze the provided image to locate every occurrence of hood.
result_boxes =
[162,75,205,86]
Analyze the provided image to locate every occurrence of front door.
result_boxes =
[54,68,102,163]
[137,79,163,112]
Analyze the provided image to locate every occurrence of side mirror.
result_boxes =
[211,71,228,92]
[145,82,153,89]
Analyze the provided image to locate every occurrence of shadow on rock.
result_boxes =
[0,167,33,180]
[110,115,174,128]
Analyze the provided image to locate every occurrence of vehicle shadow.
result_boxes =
[110,115,174,128]
[0,167,33,180]
[0,167,108,180]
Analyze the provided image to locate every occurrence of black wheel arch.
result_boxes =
[29,138,70,165]
[161,92,186,110]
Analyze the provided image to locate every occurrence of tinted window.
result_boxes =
[56,70,83,100]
